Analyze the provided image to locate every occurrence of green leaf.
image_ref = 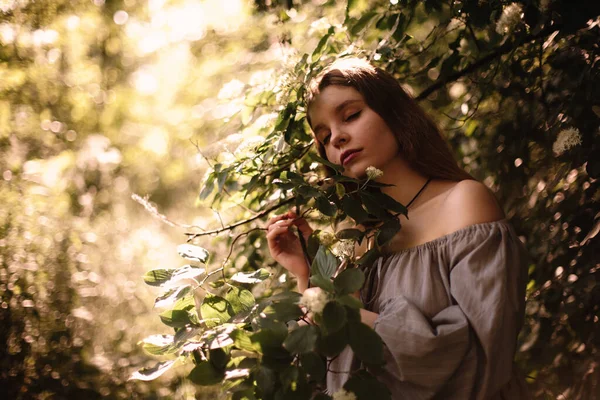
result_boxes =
[278,366,311,399]
[159,309,195,328]
[333,268,365,295]
[350,11,378,35]
[360,193,394,221]
[296,184,321,198]
[201,294,234,328]
[172,294,196,311]
[315,196,337,216]
[311,26,334,62]
[274,103,293,132]
[143,265,203,289]
[226,287,255,315]
[209,348,230,370]
[230,269,270,284]
[311,245,338,279]
[300,352,326,382]
[283,325,318,354]
[335,183,346,198]
[342,196,370,224]
[310,153,344,173]
[188,361,225,386]
[255,366,276,397]
[347,321,384,366]
[154,285,193,308]
[344,370,391,400]
[177,244,210,264]
[262,301,303,322]
[139,334,177,356]
[158,294,198,327]
[199,175,215,200]
[143,268,175,287]
[319,325,348,357]
[356,248,381,267]
[322,301,347,334]
[129,359,177,381]
[251,320,289,357]
[230,329,260,353]
[369,192,408,216]
[377,218,401,247]
[280,171,304,184]
[309,273,335,292]
[174,326,201,346]
[346,0,358,19]
[391,13,408,42]
[337,294,364,309]
[336,228,364,241]
[265,291,302,303]
[307,232,321,261]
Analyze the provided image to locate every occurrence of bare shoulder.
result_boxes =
[442,179,505,231]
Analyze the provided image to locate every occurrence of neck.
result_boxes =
[377,157,430,210]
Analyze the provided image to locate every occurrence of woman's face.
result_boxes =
[308,85,399,179]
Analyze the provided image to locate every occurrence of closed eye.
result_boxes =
[345,111,361,122]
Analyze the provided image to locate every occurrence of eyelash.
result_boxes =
[321,111,361,145]
[345,111,361,122]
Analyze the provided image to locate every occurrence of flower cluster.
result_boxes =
[495,3,523,34]
[318,231,336,247]
[553,127,582,155]
[300,289,329,314]
[332,388,357,400]
[332,239,355,259]
[365,166,383,180]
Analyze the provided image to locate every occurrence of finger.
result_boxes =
[267,219,293,232]
[266,212,296,229]
[291,218,313,238]
[266,225,293,242]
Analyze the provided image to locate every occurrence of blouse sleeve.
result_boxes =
[371,224,528,397]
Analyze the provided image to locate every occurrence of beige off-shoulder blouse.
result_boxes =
[327,219,532,399]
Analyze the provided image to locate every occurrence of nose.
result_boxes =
[330,126,349,148]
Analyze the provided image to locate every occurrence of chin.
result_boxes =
[343,166,368,180]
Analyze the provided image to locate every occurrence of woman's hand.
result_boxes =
[266,211,313,281]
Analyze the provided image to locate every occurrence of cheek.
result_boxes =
[324,147,338,164]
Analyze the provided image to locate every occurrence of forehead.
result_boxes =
[308,85,365,126]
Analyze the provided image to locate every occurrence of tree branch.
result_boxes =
[415,23,562,101]
[185,197,296,240]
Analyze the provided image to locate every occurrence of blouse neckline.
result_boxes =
[381,218,512,255]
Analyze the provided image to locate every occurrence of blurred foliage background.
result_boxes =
[0,0,599,399]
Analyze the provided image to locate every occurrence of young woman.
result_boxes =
[266,58,531,399]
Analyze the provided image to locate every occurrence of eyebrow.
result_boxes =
[312,99,363,135]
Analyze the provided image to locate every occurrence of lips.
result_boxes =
[340,149,362,166]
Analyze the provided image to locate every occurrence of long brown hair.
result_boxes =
[305,57,474,182]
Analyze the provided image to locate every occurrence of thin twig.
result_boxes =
[416,23,562,101]
[131,193,206,231]
[185,197,296,240]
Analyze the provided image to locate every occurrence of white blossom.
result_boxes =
[235,135,266,157]
[300,289,329,314]
[332,240,355,259]
[365,166,383,180]
[318,231,336,247]
[332,388,357,400]
[553,127,582,155]
[495,4,523,34]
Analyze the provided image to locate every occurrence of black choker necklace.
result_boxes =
[406,178,432,209]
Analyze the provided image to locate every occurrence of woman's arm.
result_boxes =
[359,308,378,328]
